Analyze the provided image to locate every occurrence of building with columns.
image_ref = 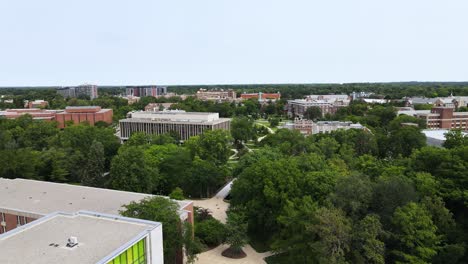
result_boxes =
[119,110,231,141]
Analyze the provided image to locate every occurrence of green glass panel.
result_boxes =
[127,246,133,263]
[107,238,146,264]
[138,240,144,255]
[133,244,139,260]
[120,251,127,264]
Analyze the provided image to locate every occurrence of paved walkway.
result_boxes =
[192,185,272,264]
[193,197,229,223]
[255,122,275,142]
[229,149,239,160]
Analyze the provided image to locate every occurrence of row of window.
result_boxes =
[107,238,146,264]
[0,213,29,234]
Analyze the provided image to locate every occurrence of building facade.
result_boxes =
[57,84,99,100]
[119,110,231,141]
[1,107,113,128]
[287,95,351,118]
[195,88,237,102]
[0,178,194,235]
[126,86,167,97]
[240,92,281,102]
[24,99,48,108]
[0,211,163,264]
[55,106,113,128]
[0,108,58,121]
[414,107,468,130]
[286,119,366,135]
[405,95,468,109]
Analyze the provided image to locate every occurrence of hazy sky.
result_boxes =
[1,0,467,86]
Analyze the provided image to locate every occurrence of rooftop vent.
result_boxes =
[66,237,78,248]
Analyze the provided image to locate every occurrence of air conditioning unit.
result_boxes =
[66,236,78,247]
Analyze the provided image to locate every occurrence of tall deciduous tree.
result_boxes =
[274,199,352,264]
[185,129,232,165]
[109,146,158,193]
[443,129,467,149]
[81,140,105,187]
[231,117,256,146]
[392,202,441,263]
[351,214,385,264]
[224,210,248,255]
[303,106,322,120]
[331,174,373,220]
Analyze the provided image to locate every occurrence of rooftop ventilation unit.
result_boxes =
[66,236,78,248]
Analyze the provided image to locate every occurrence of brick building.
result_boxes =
[55,106,113,128]
[287,95,351,118]
[0,109,58,121]
[195,88,237,102]
[0,178,194,235]
[415,107,468,130]
[240,92,281,102]
[0,107,113,128]
[24,99,48,108]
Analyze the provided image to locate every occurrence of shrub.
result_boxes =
[195,218,227,247]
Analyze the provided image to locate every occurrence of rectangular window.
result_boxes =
[107,238,146,264]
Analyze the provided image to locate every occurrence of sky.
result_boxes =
[0,0,467,86]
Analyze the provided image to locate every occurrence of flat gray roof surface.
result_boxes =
[120,117,231,125]
[0,178,191,216]
[0,213,155,264]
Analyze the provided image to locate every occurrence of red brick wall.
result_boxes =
[0,212,37,234]
[55,109,112,128]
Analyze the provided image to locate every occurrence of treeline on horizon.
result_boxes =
[1,82,468,100]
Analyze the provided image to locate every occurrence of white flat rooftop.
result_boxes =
[422,129,467,141]
[0,211,159,264]
[0,178,191,219]
[125,110,229,124]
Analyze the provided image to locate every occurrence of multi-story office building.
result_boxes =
[126,86,167,97]
[57,84,99,100]
[240,92,281,102]
[0,211,163,264]
[414,107,468,130]
[119,110,231,141]
[195,88,237,102]
[1,106,113,128]
[287,95,350,118]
